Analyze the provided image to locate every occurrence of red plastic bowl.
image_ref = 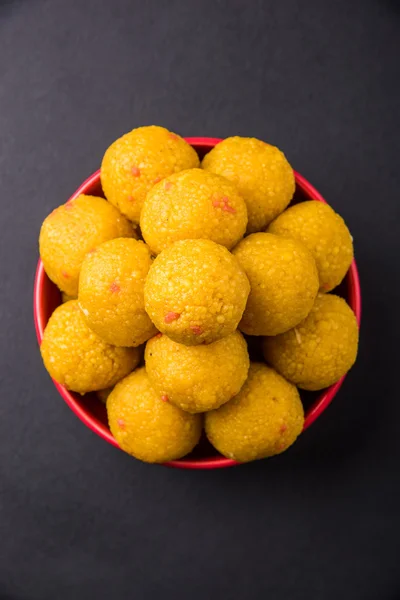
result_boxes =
[34,137,361,469]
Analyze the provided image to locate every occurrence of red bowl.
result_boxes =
[34,137,362,469]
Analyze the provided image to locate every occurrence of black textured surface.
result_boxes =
[0,1,399,599]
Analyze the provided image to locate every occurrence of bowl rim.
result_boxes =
[34,136,362,469]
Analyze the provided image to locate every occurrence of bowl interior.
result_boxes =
[34,137,361,469]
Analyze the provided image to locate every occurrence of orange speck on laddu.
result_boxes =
[117,419,125,429]
[128,195,135,202]
[155,333,163,338]
[164,311,180,323]
[212,196,236,214]
[280,423,287,433]
[131,165,141,177]
[62,271,70,278]
[164,181,173,191]
[222,203,236,214]
[110,282,120,293]
[153,176,162,184]
[161,395,169,402]
[190,325,203,335]
[169,133,178,140]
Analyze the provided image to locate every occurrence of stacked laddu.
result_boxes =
[39,126,359,464]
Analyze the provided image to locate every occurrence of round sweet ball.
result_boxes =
[40,301,140,394]
[100,125,199,224]
[78,238,157,347]
[268,201,353,292]
[107,367,202,463]
[205,363,304,462]
[145,331,249,413]
[232,233,319,336]
[140,168,247,254]
[39,194,136,296]
[263,294,359,391]
[202,136,295,233]
[144,239,250,346]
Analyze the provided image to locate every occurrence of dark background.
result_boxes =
[0,1,399,598]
